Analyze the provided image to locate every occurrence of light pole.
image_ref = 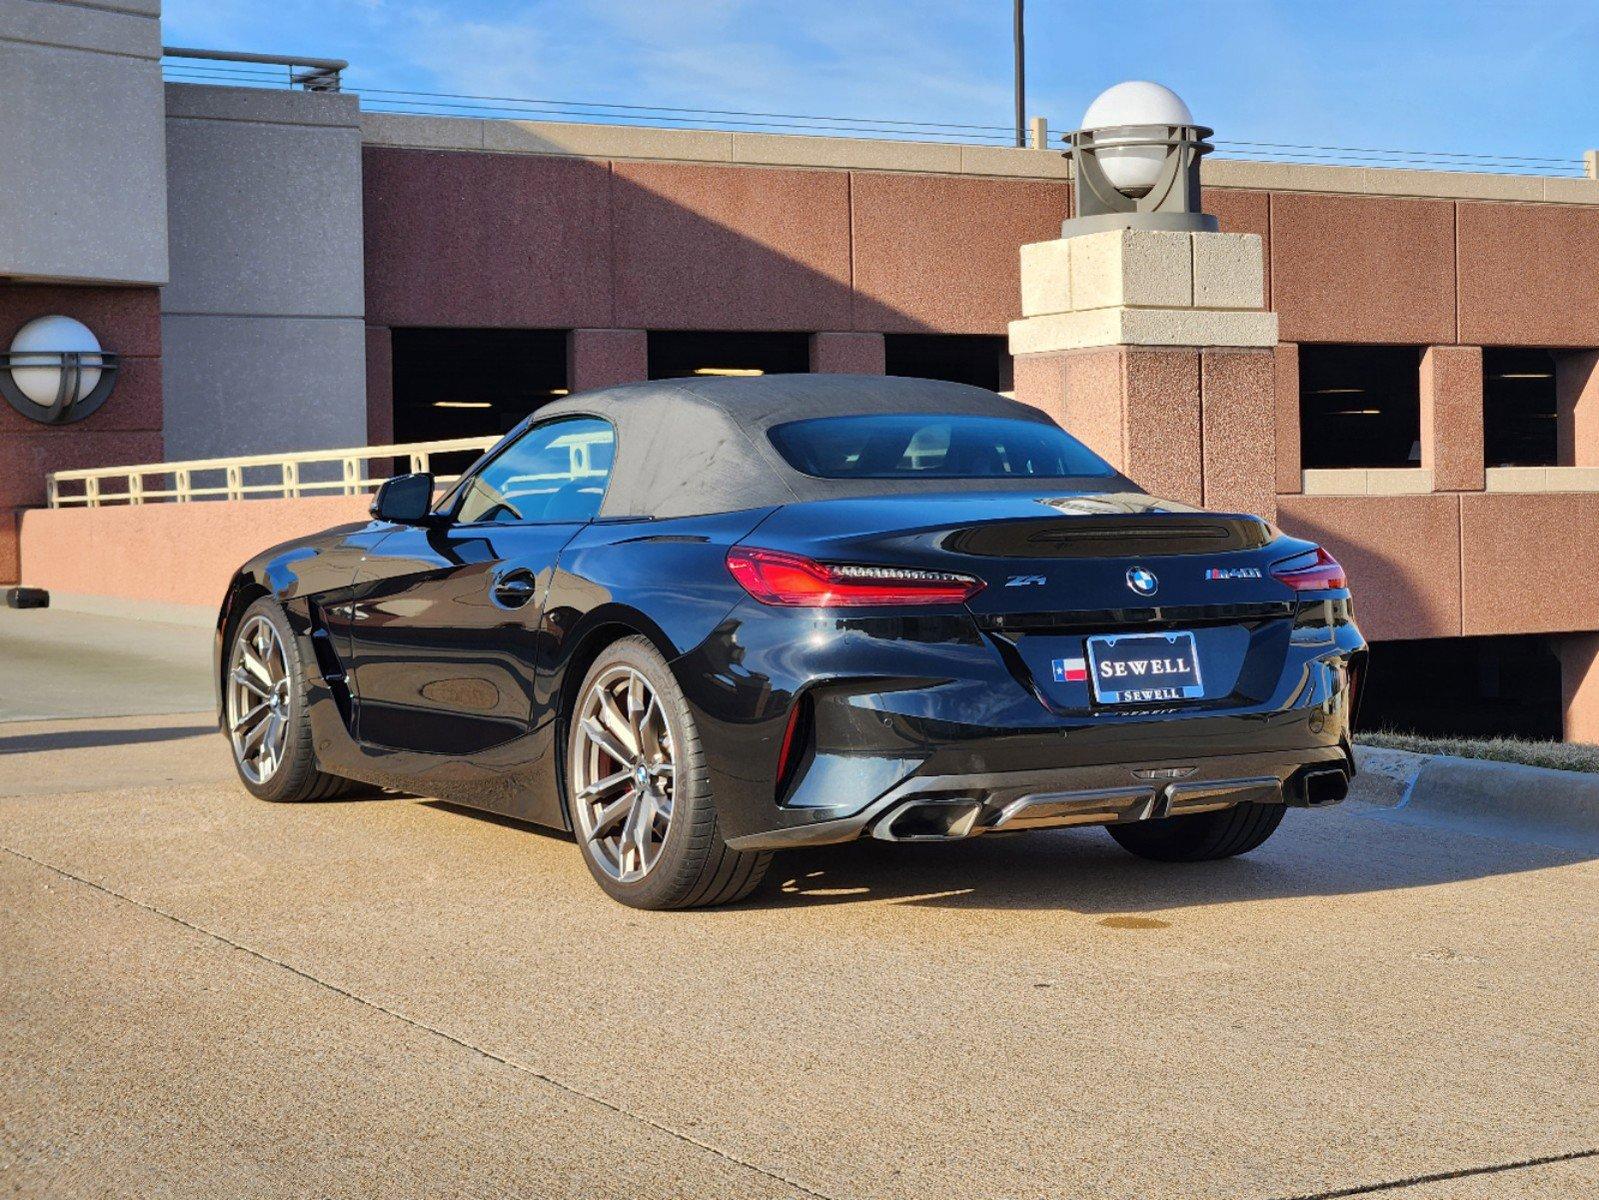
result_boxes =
[1013,0,1026,147]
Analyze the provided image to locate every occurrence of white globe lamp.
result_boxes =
[0,315,119,424]
[1080,81,1195,198]
[1061,81,1215,236]
[9,316,103,407]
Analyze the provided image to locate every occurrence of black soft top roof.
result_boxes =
[529,374,1128,519]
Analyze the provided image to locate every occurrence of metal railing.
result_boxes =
[162,47,347,92]
[47,437,499,508]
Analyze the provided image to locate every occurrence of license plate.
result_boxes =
[1086,631,1204,705]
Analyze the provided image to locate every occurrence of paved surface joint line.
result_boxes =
[2,843,841,1200]
[1271,1146,1599,1200]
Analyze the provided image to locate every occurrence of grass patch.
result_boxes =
[1358,730,1599,774]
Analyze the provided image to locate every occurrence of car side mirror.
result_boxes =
[370,472,436,524]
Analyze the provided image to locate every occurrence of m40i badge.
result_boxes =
[1205,566,1262,580]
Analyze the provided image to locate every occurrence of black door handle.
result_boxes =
[491,569,537,609]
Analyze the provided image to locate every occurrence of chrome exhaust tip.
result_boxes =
[871,797,985,842]
[1290,767,1350,808]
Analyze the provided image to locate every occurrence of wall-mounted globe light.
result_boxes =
[0,315,119,424]
[1062,81,1218,237]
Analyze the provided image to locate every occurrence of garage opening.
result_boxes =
[647,331,809,380]
[884,334,1013,392]
[1356,635,1562,741]
[391,327,570,477]
[392,327,569,441]
[1299,345,1422,469]
[1484,348,1557,467]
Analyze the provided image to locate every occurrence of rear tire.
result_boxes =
[1106,801,1285,862]
[224,596,357,803]
[567,636,771,910]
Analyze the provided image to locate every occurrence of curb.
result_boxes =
[1352,744,1599,854]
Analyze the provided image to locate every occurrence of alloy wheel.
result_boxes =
[227,614,292,785]
[571,665,676,883]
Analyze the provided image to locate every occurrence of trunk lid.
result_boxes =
[749,489,1310,713]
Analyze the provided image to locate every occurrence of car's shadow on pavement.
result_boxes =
[0,724,219,755]
[742,809,1594,914]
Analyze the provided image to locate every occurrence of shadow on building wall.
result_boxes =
[359,145,1071,438]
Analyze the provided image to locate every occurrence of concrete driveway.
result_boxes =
[0,606,213,722]
[1,709,1595,1199]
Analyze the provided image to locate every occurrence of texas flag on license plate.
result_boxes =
[1051,657,1088,683]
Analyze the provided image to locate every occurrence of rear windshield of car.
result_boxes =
[767,414,1116,480]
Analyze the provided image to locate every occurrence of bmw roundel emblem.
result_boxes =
[1126,566,1159,597]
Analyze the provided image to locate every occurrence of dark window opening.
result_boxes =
[1356,635,1562,741]
[884,334,1012,392]
[1299,345,1422,469]
[392,328,569,475]
[1484,348,1557,467]
[647,331,810,380]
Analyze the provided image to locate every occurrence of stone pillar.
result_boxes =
[365,326,393,446]
[810,332,885,375]
[1420,345,1484,490]
[1009,227,1278,516]
[1274,343,1302,495]
[1558,633,1599,743]
[1555,350,1599,467]
[568,329,647,393]
[0,510,16,587]
[163,85,366,460]
[1202,348,1277,516]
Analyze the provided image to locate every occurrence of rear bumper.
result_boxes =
[680,593,1366,848]
[725,743,1354,850]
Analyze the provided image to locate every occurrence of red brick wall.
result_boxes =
[0,285,163,584]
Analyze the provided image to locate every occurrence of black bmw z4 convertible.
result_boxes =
[217,375,1365,909]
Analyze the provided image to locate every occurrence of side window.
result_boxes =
[454,417,614,525]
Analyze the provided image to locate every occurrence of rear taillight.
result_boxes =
[726,547,984,607]
[1271,546,1347,591]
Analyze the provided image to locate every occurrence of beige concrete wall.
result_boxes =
[1276,490,1599,643]
[1459,493,1599,635]
[19,496,373,611]
[1276,495,1462,642]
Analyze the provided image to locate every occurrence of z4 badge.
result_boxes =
[1205,566,1262,580]
[1005,574,1047,587]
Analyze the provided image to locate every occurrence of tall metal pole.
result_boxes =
[1013,0,1026,147]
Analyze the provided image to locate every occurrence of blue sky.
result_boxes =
[161,1,1599,170]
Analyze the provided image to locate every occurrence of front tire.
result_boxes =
[567,636,771,909]
[1106,801,1285,862]
[224,596,355,803]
